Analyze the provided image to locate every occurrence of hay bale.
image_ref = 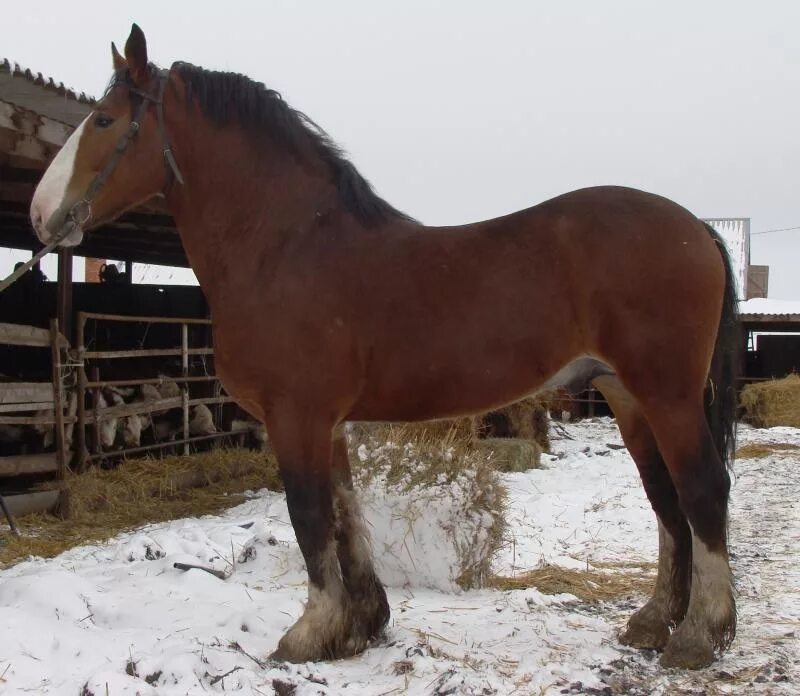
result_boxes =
[389,417,477,443]
[349,425,506,590]
[475,437,541,472]
[740,375,800,427]
[478,395,552,452]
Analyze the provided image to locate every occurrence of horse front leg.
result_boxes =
[331,424,390,643]
[266,413,367,662]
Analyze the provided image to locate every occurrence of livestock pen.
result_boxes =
[72,311,257,469]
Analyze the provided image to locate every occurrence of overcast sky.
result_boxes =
[3,1,799,296]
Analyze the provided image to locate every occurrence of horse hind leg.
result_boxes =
[331,425,390,643]
[593,376,692,651]
[636,394,735,669]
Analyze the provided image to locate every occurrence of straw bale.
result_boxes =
[481,396,552,451]
[475,437,541,472]
[740,375,800,428]
[349,424,506,590]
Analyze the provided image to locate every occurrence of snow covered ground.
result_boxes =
[0,419,797,695]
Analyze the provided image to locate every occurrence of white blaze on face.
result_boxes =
[30,114,91,244]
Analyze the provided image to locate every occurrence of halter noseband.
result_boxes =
[50,67,184,240]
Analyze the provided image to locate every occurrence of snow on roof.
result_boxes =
[740,297,800,318]
[702,218,749,301]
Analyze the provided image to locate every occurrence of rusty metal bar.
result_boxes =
[78,312,212,325]
[83,347,214,360]
[86,375,218,389]
[76,312,88,472]
[90,366,102,458]
[86,428,252,461]
[181,323,190,456]
[74,395,233,425]
[49,319,68,480]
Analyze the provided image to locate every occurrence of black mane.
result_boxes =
[173,62,414,227]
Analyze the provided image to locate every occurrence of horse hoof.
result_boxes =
[619,601,671,651]
[619,620,670,651]
[659,626,714,669]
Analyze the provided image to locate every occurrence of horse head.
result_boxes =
[30,24,177,247]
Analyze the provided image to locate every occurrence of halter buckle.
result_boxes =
[69,199,92,226]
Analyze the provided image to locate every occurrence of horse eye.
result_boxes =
[95,114,114,128]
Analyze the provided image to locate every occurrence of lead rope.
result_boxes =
[0,224,75,293]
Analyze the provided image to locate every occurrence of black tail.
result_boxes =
[703,222,740,469]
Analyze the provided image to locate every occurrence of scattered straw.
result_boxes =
[0,448,280,568]
[489,563,654,602]
[740,375,800,427]
[735,442,800,459]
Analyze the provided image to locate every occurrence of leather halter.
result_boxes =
[51,67,184,237]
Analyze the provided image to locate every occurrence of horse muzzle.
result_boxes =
[35,200,88,248]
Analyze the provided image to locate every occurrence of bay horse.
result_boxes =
[30,25,739,669]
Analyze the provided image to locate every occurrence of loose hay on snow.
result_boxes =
[740,375,800,428]
[349,424,507,590]
[735,442,800,459]
[489,562,655,602]
[0,448,281,568]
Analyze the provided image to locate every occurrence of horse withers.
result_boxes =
[29,24,739,669]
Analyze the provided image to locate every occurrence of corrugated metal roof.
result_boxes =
[739,298,800,322]
[0,58,94,126]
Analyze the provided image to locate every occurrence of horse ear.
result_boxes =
[124,23,149,86]
[111,42,126,71]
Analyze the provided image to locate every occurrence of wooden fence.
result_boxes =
[73,312,250,469]
[0,320,71,516]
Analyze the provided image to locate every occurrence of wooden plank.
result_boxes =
[0,382,54,405]
[0,414,76,425]
[0,401,53,414]
[3,490,60,517]
[0,322,51,347]
[0,452,59,477]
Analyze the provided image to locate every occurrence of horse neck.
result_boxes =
[163,110,337,297]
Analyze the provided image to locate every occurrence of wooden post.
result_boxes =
[57,248,73,343]
[181,322,190,455]
[49,319,68,480]
[124,259,133,284]
[75,312,88,472]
